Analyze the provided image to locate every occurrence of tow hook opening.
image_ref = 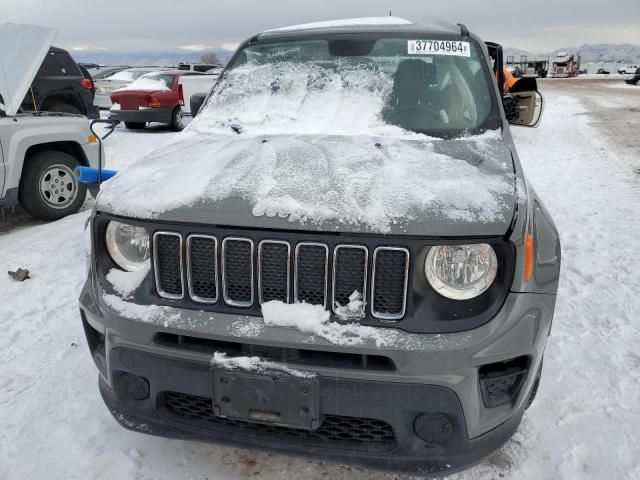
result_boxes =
[479,356,529,408]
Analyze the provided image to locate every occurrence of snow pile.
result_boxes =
[114,76,171,93]
[98,132,514,233]
[210,352,315,378]
[266,16,412,32]
[105,265,149,298]
[334,291,365,320]
[261,300,398,347]
[103,293,180,326]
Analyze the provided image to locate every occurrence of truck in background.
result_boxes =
[178,67,222,115]
[550,52,580,78]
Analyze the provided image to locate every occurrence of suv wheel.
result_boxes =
[47,102,82,115]
[170,107,184,131]
[125,122,146,130]
[19,150,87,221]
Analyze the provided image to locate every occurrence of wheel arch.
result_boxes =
[19,141,89,195]
[23,141,89,170]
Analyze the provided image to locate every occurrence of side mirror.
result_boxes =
[503,78,544,128]
[190,93,207,118]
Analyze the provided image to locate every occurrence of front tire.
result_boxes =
[169,107,184,131]
[19,150,87,221]
[125,122,146,130]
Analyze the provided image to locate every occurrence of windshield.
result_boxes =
[195,36,498,138]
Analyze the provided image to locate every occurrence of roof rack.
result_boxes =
[457,23,469,37]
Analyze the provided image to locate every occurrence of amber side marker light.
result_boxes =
[88,134,97,143]
[524,234,534,281]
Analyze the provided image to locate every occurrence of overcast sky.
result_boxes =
[3,0,639,53]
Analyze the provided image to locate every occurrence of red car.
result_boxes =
[109,71,201,131]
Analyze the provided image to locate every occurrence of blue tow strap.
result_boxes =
[74,166,118,184]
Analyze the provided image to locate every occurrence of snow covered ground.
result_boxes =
[1,81,640,479]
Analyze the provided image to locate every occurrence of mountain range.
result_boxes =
[70,47,235,67]
[504,43,640,64]
[69,43,640,67]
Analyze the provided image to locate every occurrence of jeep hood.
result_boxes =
[97,131,517,237]
[0,23,56,116]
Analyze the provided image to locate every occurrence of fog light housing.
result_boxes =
[413,413,454,444]
[115,372,150,401]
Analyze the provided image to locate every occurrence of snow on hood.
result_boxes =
[97,130,516,236]
[0,23,57,116]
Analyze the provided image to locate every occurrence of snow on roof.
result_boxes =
[113,74,171,93]
[265,16,413,33]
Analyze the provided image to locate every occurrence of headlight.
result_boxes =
[425,244,498,300]
[105,221,150,272]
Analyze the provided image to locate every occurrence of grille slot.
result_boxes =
[222,238,254,307]
[153,232,184,300]
[154,333,396,371]
[295,243,329,307]
[371,247,409,320]
[186,235,218,303]
[162,391,397,451]
[258,240,291,304]
[332,245,367,318]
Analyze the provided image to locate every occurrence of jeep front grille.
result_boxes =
[186,235,218,303]
[153,232,184,300]
[371,247,410,320]
[221,237,254,307]
[294,242,329,308]
[258,240,290,303]
[152,232,410,321]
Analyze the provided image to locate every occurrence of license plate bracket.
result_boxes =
[211,369,320,430]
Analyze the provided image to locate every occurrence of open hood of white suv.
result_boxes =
[0,23,57,116]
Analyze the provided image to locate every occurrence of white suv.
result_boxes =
[0,23,103,220]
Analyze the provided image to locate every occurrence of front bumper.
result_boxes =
[79,276,555,475]
[109,107,173,125]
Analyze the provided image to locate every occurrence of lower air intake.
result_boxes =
[162,391,397,451]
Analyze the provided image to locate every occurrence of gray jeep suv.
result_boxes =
[79,17,560,475]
